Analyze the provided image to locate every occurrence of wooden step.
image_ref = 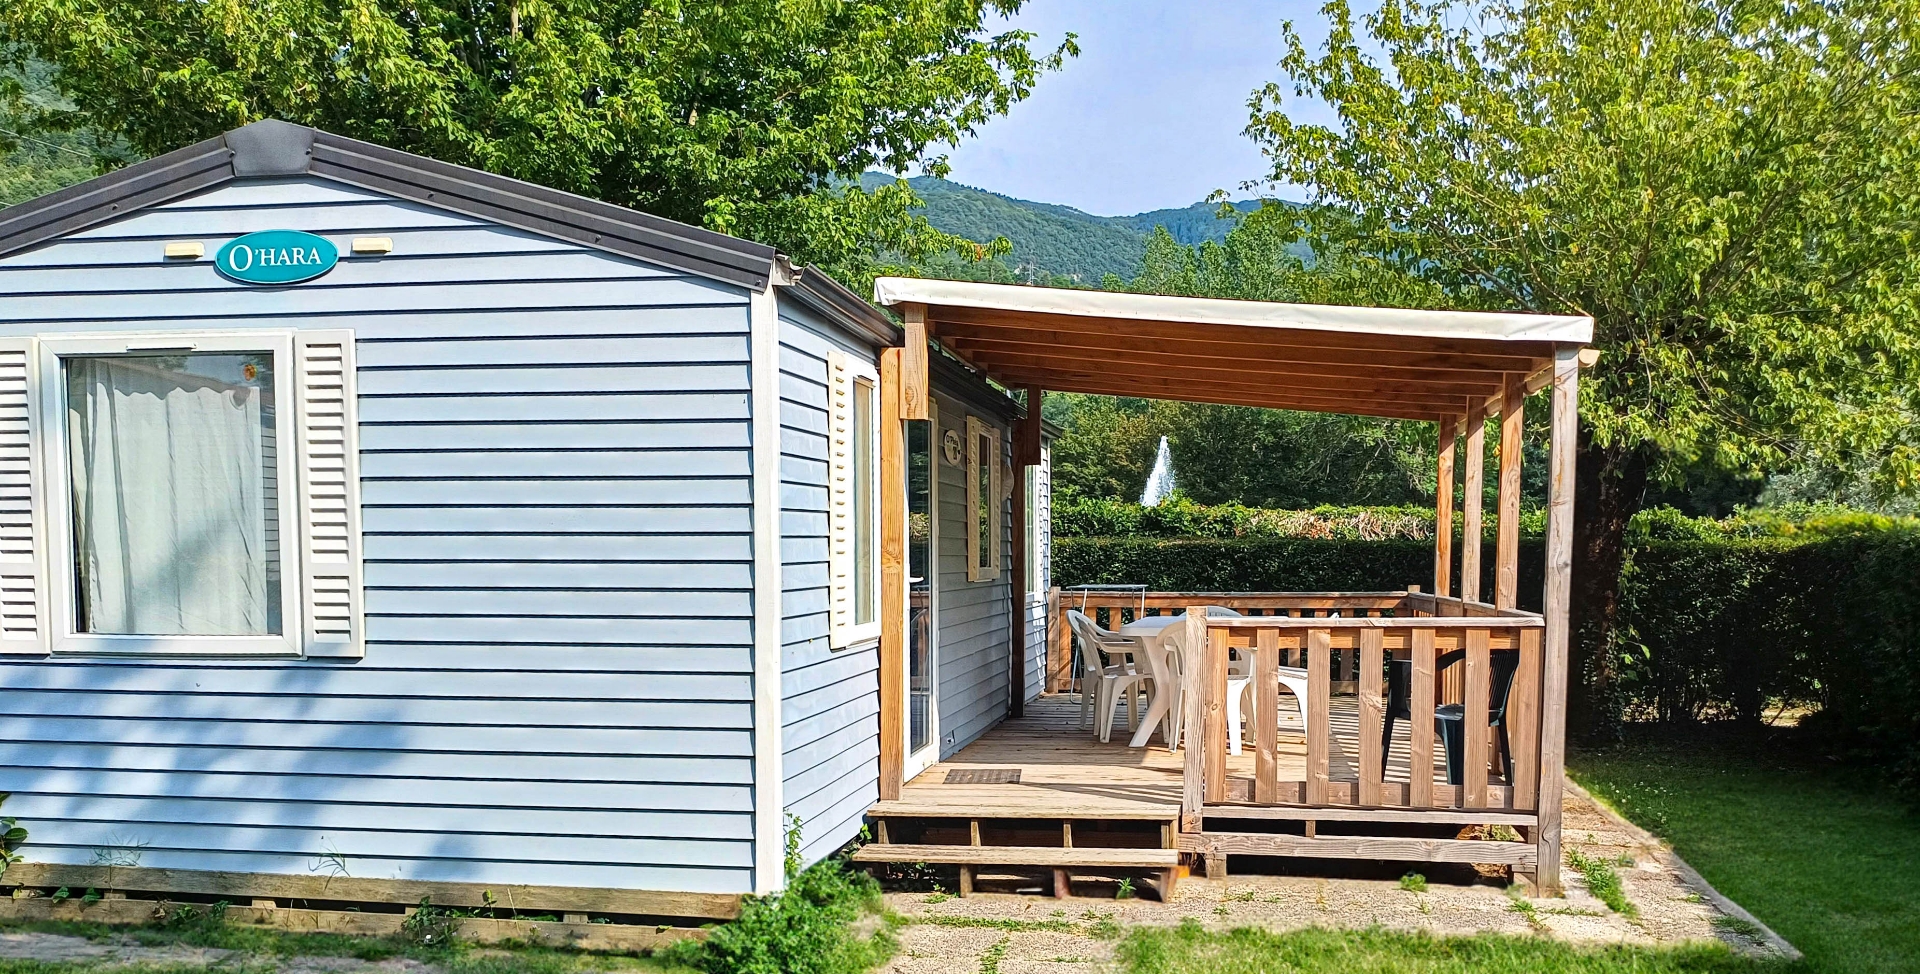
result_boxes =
[868,800,1179,821]
[850,843,1179,868]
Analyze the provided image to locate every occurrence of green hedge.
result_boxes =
[1052,535,1543,609]
[1054,529,1920,794]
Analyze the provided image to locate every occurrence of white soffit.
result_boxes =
[873,278,1593,346]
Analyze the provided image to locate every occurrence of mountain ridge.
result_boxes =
[860,172,1270,283]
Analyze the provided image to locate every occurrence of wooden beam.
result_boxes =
[0,863,740,919]
[984,366,1469,413]
[934,320,1542,376]
[967,354,1479,407]
[982,370,1450,421]
[878,348,907,799]
[1181,607,1209,832]
[1198,832,1536,867]
[1201,804,1537,827]
[1018,386,1044,467]
[1494,373,1525,610]
[900,304,930,421]
[1434,417,1457,598]
[1536,348,1580,895]
[929,304,1562,362]
[0,898,702,950]
[1460,401,1487,603]
[950,341,1505,398]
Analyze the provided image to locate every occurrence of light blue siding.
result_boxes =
[0,178,758,894]
[934,392,1017,758]
[775,299,881,868]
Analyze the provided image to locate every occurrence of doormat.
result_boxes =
[945,768,1021,785]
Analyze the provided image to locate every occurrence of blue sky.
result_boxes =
[940,1,1347,216]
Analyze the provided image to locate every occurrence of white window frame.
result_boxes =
[39,331,304,657]
[827,351,881,649]
[965,415,1003,583]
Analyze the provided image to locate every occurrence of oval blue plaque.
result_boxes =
[214,230,339,285]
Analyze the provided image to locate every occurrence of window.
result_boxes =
[0,331,366,658]
[827,352,880,646]
[67,352,284,638]
[964,415,1003,582]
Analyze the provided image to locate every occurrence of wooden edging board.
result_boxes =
[0,896,703,952]
[1,863,740,921]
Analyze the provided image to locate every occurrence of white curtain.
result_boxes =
[67,357,276,636]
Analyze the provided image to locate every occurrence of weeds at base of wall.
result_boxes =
[666,819,896,974]
[662,860,895,974]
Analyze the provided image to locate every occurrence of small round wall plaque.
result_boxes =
[942,429,964,466]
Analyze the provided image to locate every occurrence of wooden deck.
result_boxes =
[869,692,1469,823]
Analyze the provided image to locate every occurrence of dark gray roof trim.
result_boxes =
[309,132,774,289]
[0,119,778,289]
[931,349,1025,423]
[783,265,903,349]
[0,135,231,259]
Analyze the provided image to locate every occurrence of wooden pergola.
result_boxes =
[866,278,1593,892]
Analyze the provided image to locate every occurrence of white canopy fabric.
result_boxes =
[873,278,1593,345]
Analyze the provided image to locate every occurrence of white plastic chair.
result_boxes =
[1223,609,1318,755]
[1066,610,1150,743]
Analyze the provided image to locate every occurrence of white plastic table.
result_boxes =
[1119,616,1186,748]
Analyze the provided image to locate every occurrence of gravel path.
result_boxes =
[881,786,1793,972]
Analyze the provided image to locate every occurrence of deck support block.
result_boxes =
[1052,868,1071,899]
[958,866,974,897]
[1204,852,1226,881]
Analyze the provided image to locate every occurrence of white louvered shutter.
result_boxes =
[0,339,46,654]
[826,351,855,646]
[295,331,364,658]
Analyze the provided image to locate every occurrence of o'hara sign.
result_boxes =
[215,230,339,285]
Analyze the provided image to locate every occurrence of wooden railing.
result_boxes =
[1043,588,1546,828]
[1174,594,1545,829]
[1045,589,1412,694]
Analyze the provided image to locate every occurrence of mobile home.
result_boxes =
[0,120,1051,917]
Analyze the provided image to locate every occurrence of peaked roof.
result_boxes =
[0,120,896,347]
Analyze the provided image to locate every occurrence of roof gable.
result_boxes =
[0,120,777,289]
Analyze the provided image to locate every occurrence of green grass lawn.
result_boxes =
[1120,923,1771,974]
[1570,728,1920,974]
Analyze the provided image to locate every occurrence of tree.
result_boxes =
[0,1,1074,282]
[1043,221,1446,508]
[1247,0,1920,736]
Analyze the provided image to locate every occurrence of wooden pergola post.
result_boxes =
[877,348,907,800]
[1494,375,1526,610]
[1460,404,1487,603]
[1433,417,1457,598]
[1535,348,1580,894]
[899,303,930,421]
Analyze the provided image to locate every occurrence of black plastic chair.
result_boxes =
[1382,650,1521,785]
